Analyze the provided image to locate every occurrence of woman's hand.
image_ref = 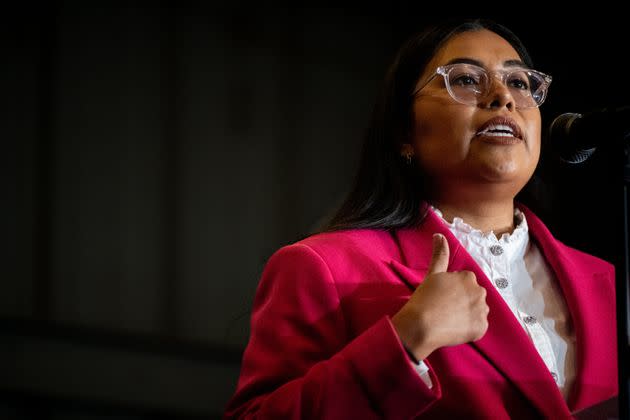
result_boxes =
[391,233,489,361]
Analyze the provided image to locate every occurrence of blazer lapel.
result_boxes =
[518,205,617,412]
[389,207,571,418]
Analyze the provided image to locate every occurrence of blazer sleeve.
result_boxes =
[223,243,441,419]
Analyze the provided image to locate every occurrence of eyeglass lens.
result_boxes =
[446,64,546,108]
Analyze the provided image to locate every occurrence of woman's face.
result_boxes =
[410,29,541,200]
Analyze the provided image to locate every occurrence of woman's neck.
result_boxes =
[431,199,516,238]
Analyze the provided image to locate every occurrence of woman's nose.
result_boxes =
[480,76,515,111]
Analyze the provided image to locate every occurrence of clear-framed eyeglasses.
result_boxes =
[413,63,553,109]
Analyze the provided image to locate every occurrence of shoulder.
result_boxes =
[266,228,401,275]
[554,240,615,275]
[520,203,614,277]
[299,228,399,257]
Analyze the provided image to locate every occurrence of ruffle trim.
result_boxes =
[431,206,528,244]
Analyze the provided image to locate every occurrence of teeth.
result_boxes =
[481,132,516,137]
[478,124,516,137]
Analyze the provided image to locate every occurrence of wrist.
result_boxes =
[391,308,435,361]
[402,342,420,364]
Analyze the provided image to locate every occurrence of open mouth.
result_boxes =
[477,124,518,137]
[475,117,523,141]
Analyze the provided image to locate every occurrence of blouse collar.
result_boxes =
[430,205,530,263]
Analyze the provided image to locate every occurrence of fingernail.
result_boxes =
[433,233,442,245]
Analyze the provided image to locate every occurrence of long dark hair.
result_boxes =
[317,18,542,233]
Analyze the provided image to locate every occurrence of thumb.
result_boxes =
[427,233,450,274]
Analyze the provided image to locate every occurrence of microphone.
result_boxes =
[548,106,630,164]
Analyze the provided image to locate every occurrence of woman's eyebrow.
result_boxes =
[444,57,484,66]
[444,57,530,68]
[503,59,529,68]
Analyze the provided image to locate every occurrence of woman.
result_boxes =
[224,19,617,419]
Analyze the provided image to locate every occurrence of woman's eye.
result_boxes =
[452,75,479,86]
[508,77,530,90]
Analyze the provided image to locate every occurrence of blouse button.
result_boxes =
[490,245,504,256]
[551,371,558,382]
[523,315,537,325]
[494,277,509,289]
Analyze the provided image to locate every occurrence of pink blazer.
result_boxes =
[224,205,617,419]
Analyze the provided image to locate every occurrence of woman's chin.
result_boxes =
[475,167,533,195]
[472,155,534,182]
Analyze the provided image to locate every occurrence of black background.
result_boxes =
[3,2,628,418]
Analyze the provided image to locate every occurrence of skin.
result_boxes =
[407,28,541,237]
[392,29,543,361]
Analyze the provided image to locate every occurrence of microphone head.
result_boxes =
[548,112,596,164]
[549,112,581,137]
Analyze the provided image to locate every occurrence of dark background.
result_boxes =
[4,2,628,419]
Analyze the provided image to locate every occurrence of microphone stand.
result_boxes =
[620,134,630,420]
[597,127,630,420]
[588,125,630,419]
[548,118,630,419]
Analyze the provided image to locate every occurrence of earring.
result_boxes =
[400,143,414,165]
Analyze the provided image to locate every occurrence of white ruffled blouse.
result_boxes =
[412,206,576,402]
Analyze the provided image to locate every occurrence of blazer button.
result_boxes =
[490,245,504,256]
[494,277,509,289]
